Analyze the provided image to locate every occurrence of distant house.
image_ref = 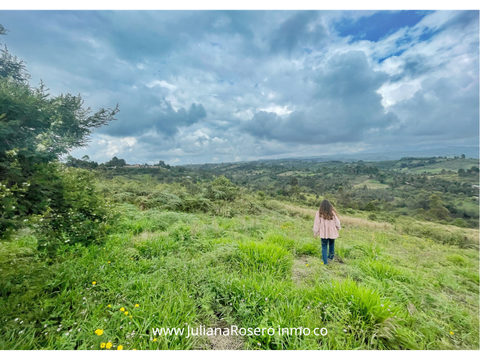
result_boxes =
[124,164,161,169]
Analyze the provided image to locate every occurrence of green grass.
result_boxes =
[398,159,479,175]
[353,179,389,189]
[0,202,478,350]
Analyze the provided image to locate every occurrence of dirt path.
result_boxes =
[196,320,244,350]
[292,255,318,285]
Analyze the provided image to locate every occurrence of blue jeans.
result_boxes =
[321,238,335,264]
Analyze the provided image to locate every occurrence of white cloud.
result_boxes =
[146,80,177,91]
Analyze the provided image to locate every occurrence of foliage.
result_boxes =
[33,165,116,254]
[0,26,118,239]
[104,156,126,167]
[1,201,477,350]
[204,175,239,201]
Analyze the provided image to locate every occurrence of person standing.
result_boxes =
[313,200,341,265]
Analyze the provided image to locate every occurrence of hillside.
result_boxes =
[0,177,478,350]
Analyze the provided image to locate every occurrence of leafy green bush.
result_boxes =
[204,176,239,201]
[34,165,115,254]
[181,195,212,212]
[452,218,468,228]
[137,192,183,211]
[368,213,378,221]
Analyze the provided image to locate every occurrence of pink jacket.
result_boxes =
[313,211,341,239]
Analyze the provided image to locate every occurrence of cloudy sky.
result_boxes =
[0,10,478,165]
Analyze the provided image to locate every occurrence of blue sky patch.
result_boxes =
[334,10,432,42]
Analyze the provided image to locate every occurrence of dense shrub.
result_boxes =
[33,165,115,254]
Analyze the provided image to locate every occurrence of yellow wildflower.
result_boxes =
[124,311,129,315]
[306,264,309,266]
[106,342,112,349]
[133,349,137,350]
[95,329,103,336]
[450,331,454,335]
[108,261,111,264]
[153,338,157,342]
[120,307,125,312]
[117,345,123,350]
[107,305,111,308]
[135,304,139,308]
[129,316,132,318]
[92,281,96,285]
[100,343,106,349]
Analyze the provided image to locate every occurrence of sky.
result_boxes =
[0,10,478,165]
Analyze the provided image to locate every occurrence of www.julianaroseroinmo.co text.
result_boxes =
[152,325,328,338]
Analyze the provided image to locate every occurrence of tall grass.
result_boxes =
[0,189,478,350]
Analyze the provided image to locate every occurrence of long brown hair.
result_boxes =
[318,199,337,220]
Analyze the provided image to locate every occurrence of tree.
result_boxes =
[428,194,450,221]
[205,176,239,201]
[461,154,465,159]
[0,24,119,238]
[0,26,30,84]
[365,202,376,211]
[290,177,298,186]
[155,160,169,168]
[104,156,126,167]
[66,155,98,169]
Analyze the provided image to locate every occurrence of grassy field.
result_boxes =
[398,159,479,175]
[353,179,389,189]
[0,199,478,350]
